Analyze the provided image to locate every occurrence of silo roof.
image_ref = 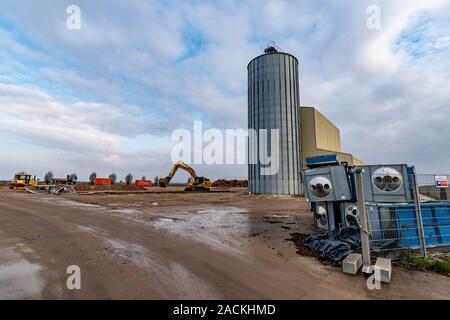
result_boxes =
[247,51,299,69]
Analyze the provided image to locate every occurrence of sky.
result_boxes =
[0,0,450,181]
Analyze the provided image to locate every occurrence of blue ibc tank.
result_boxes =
[373,203,450,249]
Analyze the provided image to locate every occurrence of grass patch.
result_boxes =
[401,253,450,276]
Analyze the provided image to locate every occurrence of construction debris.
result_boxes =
[212,179,248,187]
[342,253,363,275]
[375,258,392,283]
[25,185,76,195]
[51,174,78,185]
[302,227,362,262]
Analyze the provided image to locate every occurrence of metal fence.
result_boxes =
[416,174,450,201]
[357,173,450,264]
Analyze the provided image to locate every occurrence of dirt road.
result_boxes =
[0,188,448,299]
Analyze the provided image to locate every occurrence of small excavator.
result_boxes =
[159,161,213,192]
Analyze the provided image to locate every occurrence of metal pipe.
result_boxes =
[412,166,427,257]
[354,168,372,273]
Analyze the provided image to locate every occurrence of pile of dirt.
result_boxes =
[287,233,340,267]
[212,179,248,187]
[74,184,147,192]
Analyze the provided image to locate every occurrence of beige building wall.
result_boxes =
[314,110,341,152]
[300,106,364,167]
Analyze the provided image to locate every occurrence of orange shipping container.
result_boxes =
[95,178,112,186]
[136,180,152,187]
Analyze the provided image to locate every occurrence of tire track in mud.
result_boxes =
[0,199,110,299]
[170,262,221,299]
[0,192,298,299]
[1,192,224,299]
[4,190,450,299]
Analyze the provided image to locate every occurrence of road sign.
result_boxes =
[435,175,448,188]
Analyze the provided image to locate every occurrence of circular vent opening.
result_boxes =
[309,176,333,199]
[372,167,403,192]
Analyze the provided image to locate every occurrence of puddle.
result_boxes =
[22,193,102,211]
[0,248,45,299]
[106,239,129,250]
[264,214,293,219]
[111,208,142,215]
[108,208,161,225]
[104,238,163,271]
[150,206,249,255]
[77,225,98,233]
[77,225,158,271]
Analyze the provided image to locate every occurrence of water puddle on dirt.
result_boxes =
[23,193,103,211]
[0,248,45,299]
[150,206,249,255]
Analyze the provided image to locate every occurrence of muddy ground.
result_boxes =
[0,186,449,299]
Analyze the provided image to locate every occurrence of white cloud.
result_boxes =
[0,83,177,180]
[0,83,122,150]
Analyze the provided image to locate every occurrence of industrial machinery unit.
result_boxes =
[303,164,353,231]
[247,43,302,195]
[304,165,353,202]
[356,164,413,203]
[303,161,416,233]
[51,175,78,185]
[9,172,38,189]
[159,161,213,192]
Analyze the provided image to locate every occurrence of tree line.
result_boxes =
[43,171,159,185]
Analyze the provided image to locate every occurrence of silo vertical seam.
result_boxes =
[283,55,289,194]
[278,54,284,194]
[289,57,297,194]
[285,56,291,194]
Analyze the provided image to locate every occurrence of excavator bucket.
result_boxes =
[158,178,169,188]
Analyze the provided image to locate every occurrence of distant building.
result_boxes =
[300,106,364,168]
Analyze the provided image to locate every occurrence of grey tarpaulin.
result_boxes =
[303,227,361,262]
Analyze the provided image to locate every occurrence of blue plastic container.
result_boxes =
[369,203,450,249]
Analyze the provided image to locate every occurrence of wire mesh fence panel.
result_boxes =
[363,174,450,263]
[366,204,420,262]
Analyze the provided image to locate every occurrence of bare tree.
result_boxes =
[109,173,117,185]
[125,173,133,185]
[44,171,54,184]
[69,173,78,184]
[89,172,97,185]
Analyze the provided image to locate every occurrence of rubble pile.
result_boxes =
[212,180,248,187]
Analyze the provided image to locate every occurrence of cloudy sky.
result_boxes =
[0,0,449,181]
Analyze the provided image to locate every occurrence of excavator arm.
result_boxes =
[159,161,198,188]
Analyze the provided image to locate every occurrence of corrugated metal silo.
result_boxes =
[248,46,302,195]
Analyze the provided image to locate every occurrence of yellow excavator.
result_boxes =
[159,161,213,192]
[9,172,39,189]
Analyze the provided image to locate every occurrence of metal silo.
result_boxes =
[248,45,302,195]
